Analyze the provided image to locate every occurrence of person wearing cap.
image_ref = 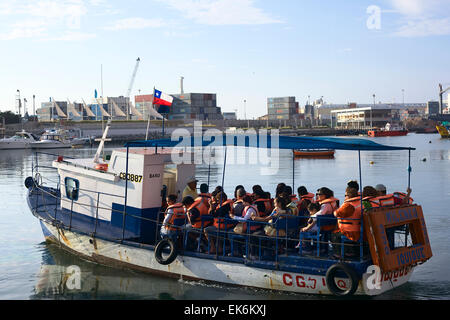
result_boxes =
[375,184,387,196]
[182,177,199,200]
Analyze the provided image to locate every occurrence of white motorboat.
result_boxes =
[0,130,39,150]
[31,129,75,149]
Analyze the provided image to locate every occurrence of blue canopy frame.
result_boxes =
[124,135,415,151]
[121,135,415,259]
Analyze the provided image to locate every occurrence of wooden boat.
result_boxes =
[293,149,335,157]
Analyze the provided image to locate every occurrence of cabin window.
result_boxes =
[65,177,79,201]
[385,224,414,250]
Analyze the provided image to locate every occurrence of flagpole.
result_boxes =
[146,87,156,141]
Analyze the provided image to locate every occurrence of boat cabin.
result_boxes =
[53,147,195,244]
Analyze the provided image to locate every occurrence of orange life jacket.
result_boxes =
[393,192,414,205]
[362,196,380,209]
[300,193,315,203]
[337,197,362,236]
[319,197,339,232]
[254,198,273,217]
[213,199,235,229]
[374,194,395,207]
[196,193,212,209]
[165,203,186,231]
[189,198,210,229]
[240,205,261,233]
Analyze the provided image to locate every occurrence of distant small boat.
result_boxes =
[368,123,408,137]
[293,149,335,157]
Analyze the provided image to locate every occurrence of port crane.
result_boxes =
[126,57,141,120]
[439,83,450,114]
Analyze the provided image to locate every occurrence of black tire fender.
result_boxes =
[24,176,35,189]
[325,263,360,296]
[154,238,178,265]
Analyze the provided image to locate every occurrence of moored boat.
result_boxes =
[436,123,450,138]
[0,130,39,150]
[31,129,76,149]
[293,149,335,157]
[368,123,408,137]
[25,127,432,297]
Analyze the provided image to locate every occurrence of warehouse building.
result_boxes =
[135,92,223,121]
[267,97,299,121]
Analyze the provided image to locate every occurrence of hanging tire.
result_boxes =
[325,263,359,297]
[155,238,178,265]
[24,177,35,189]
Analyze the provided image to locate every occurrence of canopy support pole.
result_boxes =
[292,149,295,195]
[220,147,227,205]
[122,146,130,243]
[358,150,364,261]
[408,149,411,190]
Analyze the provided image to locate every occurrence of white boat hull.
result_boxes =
[31,142,74,149]
[0,141,32,150]
[39,219,414,296]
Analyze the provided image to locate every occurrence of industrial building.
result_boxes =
[35,96,142,122]
[267,97,299,121]
[223,112,237,120]
[135,92,223,121]
[330,106,400,129]
[426,101,440,116]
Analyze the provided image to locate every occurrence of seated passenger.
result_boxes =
[233,185,246,201]
[331,187,361,258]
[184,195,211,250]
[232,188,247,217]
[362,186,380,209]
[296,202,322,252]
[229,195,263,258]
[313,187,339,253]
[160,194,186,241]
[196,183,211,208]
[252,186,273,217]
[297,186,315,204]
[281,186,299,216]
[347,180,360,193]
[393,187,413,205]
[275,183,287,198]
[204,192,234,254]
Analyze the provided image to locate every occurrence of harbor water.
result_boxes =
[0,133,449,300]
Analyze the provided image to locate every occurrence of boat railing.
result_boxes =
[154,213,368,263]
[30,171,370,263]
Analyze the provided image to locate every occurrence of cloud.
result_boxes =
[389,0,450,37]
[0,20,47,40]
[40,31,96,41]
[104,17,166,31]
[393,17,450,37]
[158,0,283,25]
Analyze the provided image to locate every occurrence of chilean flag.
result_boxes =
[153,89,173,107]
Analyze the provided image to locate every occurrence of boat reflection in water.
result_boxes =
[32,243,191,300]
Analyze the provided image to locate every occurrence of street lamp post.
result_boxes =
[402,89,405,108]
[371,94,375,129]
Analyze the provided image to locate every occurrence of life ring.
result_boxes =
[154,238,178,265]
[325,263,359,296]
[95,163,108,172]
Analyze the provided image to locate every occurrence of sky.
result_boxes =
[0,0,449,119]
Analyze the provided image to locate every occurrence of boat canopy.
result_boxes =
[125,135,415,151]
